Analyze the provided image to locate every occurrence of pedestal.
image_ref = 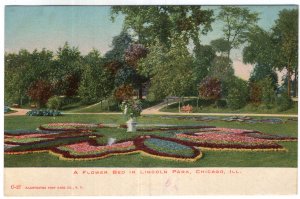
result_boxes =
[126,118,137,132]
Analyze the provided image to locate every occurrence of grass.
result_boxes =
[4,114,298,167]
[66,99,162,113]
[161,99,298,114]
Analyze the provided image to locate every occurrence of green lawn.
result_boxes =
[161,99,298,114]
[4,114,298,167]
[66,99,162,113]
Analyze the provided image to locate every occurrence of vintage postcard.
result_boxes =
[2,0,299,196]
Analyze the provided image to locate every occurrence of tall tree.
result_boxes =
[79,49,114,104]
[53,42,83,97]
[138,38,197,100]
[272,9,298,96]
[5,49,54,105]
[111,6,214,50]
[218,6,259,60]
[243,26,278,89]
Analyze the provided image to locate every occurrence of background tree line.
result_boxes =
[5,6,298,111]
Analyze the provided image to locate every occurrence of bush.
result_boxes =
[249,82,262,105]
[276,92,293,112]
[199,77,222,100]
[26,109,61,116]
[226,78,248,110]
[27,80,53,107]
[47,96,62,110]
[260,78,276,109]
[114,84,135,102]
[215,99,227,108]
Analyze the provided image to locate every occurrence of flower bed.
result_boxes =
[26,109,61,116]
[4,123,297,161]
[160,115,286,124]
[39,123,102,131]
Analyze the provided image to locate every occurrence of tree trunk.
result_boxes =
[178,98,181,113]
[294,68,298,97]
[287,63,291,97]
[139,86,143,100]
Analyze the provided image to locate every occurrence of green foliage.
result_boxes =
[111,6,214,49]
[139,39,197,100]
[209,56,234,81]
[5,49,53,105]
[249,64,278,89]
[243,27,276,66]
[210,38,230,55]
[260,78,276,109]
[215,99,227,108]
[276,92,293,112]
[47,96,62,110]
[105,30,132,62]
[53,42,83,97]
[193,45,216,82]
[226,78,249,110]
[120,99,143,118]
[218,6,259,58]
[78,49,114,104]
[272,9,298,96]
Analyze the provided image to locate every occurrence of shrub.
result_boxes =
[120,100,143,119]
[260,78,276,109]
[26,109,61,116]
[215,99,227,108]
[276,92,293,112]
[114,84,135,102]
[226,78,248,110]
[27,80,53,107]
[47,96,62,110]
[249,82,262,105]
[199,77,222,100]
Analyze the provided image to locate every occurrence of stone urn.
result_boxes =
[126,118,137,132]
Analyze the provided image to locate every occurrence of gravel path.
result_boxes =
[5,108,31,116]
[4,106,298,118]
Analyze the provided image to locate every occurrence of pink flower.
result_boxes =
[65,141,134,153]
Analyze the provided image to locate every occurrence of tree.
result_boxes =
[125,43,148,68]
[210,38,231,56]
[78,49,114,104]
[209,56,234,81]
[226,77,249,109]
[105,30,132,62]
[111,6,214,50]
[193,44,216,83]
[27,80,53,107]
[138,38,197,100]
[5,49,54,105]
[243,26,278,90]
[248,64,278,90]
[53,42,83,97]
[272,9,298,96]
[218,6,259,60]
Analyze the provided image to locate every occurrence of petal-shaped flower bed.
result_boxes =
[39,123,103,131]
[134,136,201,161]
[4,122,297,161]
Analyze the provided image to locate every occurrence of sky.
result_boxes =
[5,5,298,80]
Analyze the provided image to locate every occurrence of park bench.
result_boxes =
[181,104,193,113]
